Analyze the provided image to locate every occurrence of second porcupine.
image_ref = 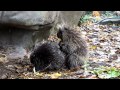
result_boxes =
[57,24,88,70]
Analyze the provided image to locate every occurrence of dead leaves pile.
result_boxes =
[79,17,120,79]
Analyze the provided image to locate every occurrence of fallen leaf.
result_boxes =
[34,72,44,77]
[0,54,8,63]
[48,73,62,79]
[92,11,100,17]
[90,45,97,50]
[87,75,98,79]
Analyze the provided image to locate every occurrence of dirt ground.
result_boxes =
[0,58,97,79]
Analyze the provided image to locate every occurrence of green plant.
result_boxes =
[91,66,120,79]
[78,14,92,25]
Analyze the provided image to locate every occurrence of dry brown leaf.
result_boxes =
[0,54,8,63]
[14,65,22,69]
[92,11,100,17]
[34,72,44,77]
[48,73,62,79]
[89,45,97,50]
[87,75,98,79]
[79,75,86,78]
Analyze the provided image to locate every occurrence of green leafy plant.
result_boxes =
[91,66,120,79]
[79,14,92,25]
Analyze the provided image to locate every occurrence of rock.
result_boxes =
[0,11,59,30]
[0,11,85,30]
[0,11,86,59]
[58,11,86,26]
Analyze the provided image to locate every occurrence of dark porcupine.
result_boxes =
[57,24,88,70]
[30,41,65,72]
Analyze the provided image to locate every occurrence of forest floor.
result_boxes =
[0,11,120,79]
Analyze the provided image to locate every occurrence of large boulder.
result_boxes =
[0,11,85,59]
[58,11,86,25]
[0,11,59,30]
